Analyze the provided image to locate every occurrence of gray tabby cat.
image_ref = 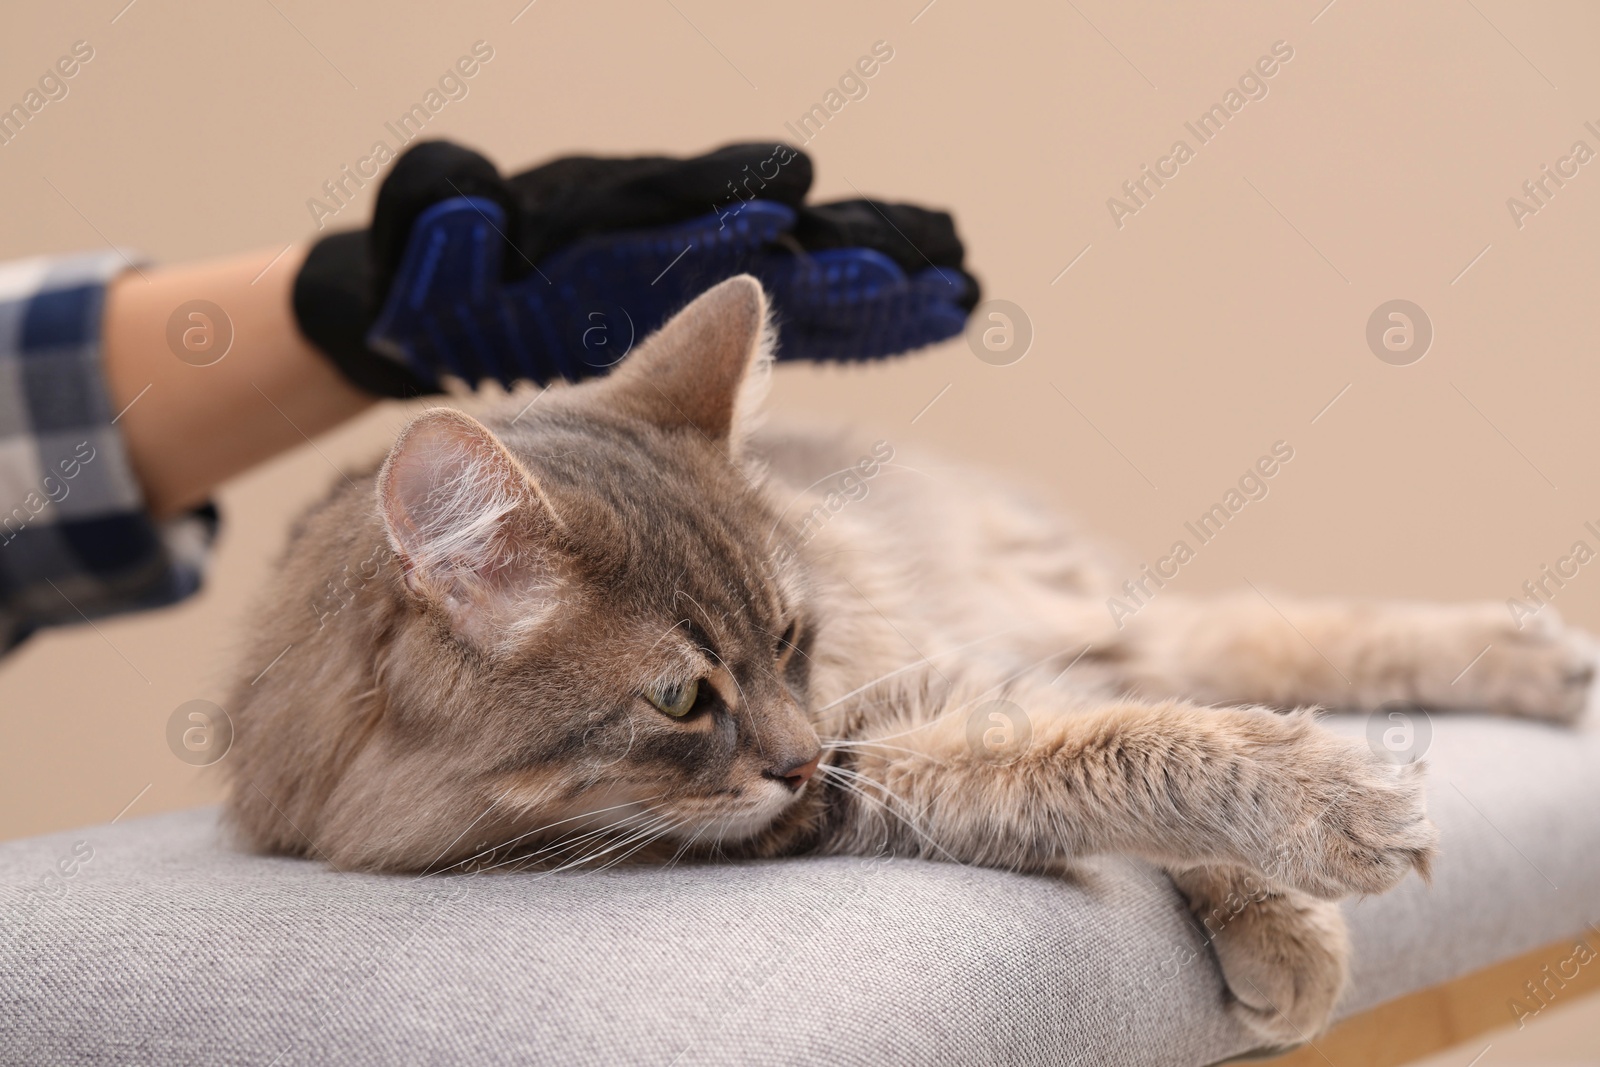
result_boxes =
[224,276,1592,1044]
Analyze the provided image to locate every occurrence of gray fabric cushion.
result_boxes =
[1,712,1596,1067]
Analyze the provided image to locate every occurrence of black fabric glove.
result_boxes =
[294,140,979,397]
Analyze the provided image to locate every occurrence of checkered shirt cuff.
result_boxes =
[0,251,216,653]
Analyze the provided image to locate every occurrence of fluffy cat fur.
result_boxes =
[224,276,1594,1047]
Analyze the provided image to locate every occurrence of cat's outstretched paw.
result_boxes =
[1168,865,1350,1048]
[1443,606,1595,723]
[1234,712,1438,899]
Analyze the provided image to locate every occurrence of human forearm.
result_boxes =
[101,244,376,520]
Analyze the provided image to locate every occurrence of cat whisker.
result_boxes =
[817,712,953,751]
[702,645,768,763]
[817,768,911,857]
[822,675,1061,752]
[545,812,681,875]
[440,795,666,874]
[947,645,1081,716]
[816,763,964,865]
[475,809,662,875]
[707,812,735,859]
[640,619,693,660]
[811,628,1021,715]
[520,806,666,867]
[818,651,1074,761]
[409,786,516,879]
[664,805,736,867]
[873,460,935,480]
[590,817,685,874]
[516,798,667,850]
[671,588,722,643]
[821,739,936,762]
[665,819,712,868]
[484,802,672,873]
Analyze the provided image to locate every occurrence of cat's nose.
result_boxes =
[765,752,820,792]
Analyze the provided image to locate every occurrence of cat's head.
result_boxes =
[235,277,825,871]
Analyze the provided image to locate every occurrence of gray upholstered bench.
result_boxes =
[2,713,1596,1066]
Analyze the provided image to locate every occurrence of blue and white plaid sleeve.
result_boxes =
[0,251,216,654]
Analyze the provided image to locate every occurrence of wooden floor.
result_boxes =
[1253,932,1600,1066]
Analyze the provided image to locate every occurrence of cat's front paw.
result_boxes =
[1444,606,1595,723]
[1237,713,1438,899]
[1169,866,1349,1047]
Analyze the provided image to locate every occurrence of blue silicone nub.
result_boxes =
[367,196,970,386]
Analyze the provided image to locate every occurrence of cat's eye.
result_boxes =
[646,679,700,718]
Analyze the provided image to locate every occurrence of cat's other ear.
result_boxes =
[600,274,772,455]
[377,408,561,641]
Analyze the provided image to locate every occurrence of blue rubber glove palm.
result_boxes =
[367,196,972,385]
[293,141,979,396]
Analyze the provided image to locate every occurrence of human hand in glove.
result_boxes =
[292,140,980,396]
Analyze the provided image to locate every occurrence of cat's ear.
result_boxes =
[377,408,561,640]
[600,274,772,454]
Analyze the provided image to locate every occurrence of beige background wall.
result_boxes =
[1,0,1598,842]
